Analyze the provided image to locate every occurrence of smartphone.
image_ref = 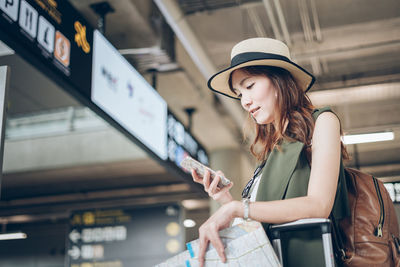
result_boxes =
[180,156,231,188]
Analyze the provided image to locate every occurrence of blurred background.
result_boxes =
[0,0,399,266]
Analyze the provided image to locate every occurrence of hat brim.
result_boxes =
[207,59,315,100]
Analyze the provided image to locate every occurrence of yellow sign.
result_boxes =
[74,21,91,54]
[70,214,81,225]
[82,212,95,225]
[48,0,57,8]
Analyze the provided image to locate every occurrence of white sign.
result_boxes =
[37,15,54,53]
[81,244,104,259]
[91,30,167,160]
[81,226,127,243]
[69,229,81,243]
[19,0,38,38]
[0,0,20,21]
[68,245,80,260]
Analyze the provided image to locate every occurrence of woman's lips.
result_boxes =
[250,107,260,116]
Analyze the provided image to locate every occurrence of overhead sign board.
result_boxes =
[167,111,209,171]
[91,30,168,160]
[0,0,208,187]
[66,205,183,267]
[0,0,94,97]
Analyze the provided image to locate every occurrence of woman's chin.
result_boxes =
[255,117,274,125]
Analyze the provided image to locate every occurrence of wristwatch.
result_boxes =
[242,198,250,221]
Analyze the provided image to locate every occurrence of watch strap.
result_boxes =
[242,198,250,220]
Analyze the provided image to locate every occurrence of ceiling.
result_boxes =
[1,0,400,224]
[85,0,400,175]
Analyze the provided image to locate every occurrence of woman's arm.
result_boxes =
[196,112,342,266]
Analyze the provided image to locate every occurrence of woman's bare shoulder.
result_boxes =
[314,111,340,130]
[313,111,341,143]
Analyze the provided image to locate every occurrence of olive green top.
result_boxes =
[254,107,349,266]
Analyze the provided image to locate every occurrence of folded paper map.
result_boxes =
[155,221,281,267]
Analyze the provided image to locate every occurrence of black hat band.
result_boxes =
[230,52,291,67]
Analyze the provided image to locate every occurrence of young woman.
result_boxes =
[191,38,350,267]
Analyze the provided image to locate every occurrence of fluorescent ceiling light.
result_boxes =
[183,219,196,228]
[0,232,27,240]
[342,132,394,145]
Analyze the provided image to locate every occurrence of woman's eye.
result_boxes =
[233,90,241,97]
[246,83,254,89]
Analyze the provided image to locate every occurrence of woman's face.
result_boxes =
[231,68,277,124]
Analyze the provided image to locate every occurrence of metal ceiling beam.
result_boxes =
[294,39,400,62]
[154,0,246,136]
[245,6,267,37]
[309,82,400,106]
[298,0,321,75]
[361,163,400,180]
[309,0,322,42]
[291,17,400,61]
[0,183,191,207]
[314,73,400,91]
[261,0,283,40]
[272,0,291,46]
[155,0,216,79]
[298,0,313,42]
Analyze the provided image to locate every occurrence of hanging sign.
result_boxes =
[0,0,94,97]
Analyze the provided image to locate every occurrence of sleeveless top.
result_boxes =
[255,107,350,232]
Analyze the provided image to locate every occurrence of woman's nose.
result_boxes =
[241,94,252,109]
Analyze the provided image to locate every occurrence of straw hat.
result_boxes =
[207,38,315,99]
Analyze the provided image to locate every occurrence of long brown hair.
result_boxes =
[229,66,348,162]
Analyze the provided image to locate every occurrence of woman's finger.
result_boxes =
[191,169,203,184]
[209,232,226,263]
[203,169,211,191]
[198,235,208,267]
[215,170,225,177]
[208,175,220,196]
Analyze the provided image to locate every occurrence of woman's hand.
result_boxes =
[197,201,241,267]
[191,169,234,204]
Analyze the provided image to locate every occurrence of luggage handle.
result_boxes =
[270,218,335,267]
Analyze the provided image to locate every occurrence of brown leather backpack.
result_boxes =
[333,167,400,266]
